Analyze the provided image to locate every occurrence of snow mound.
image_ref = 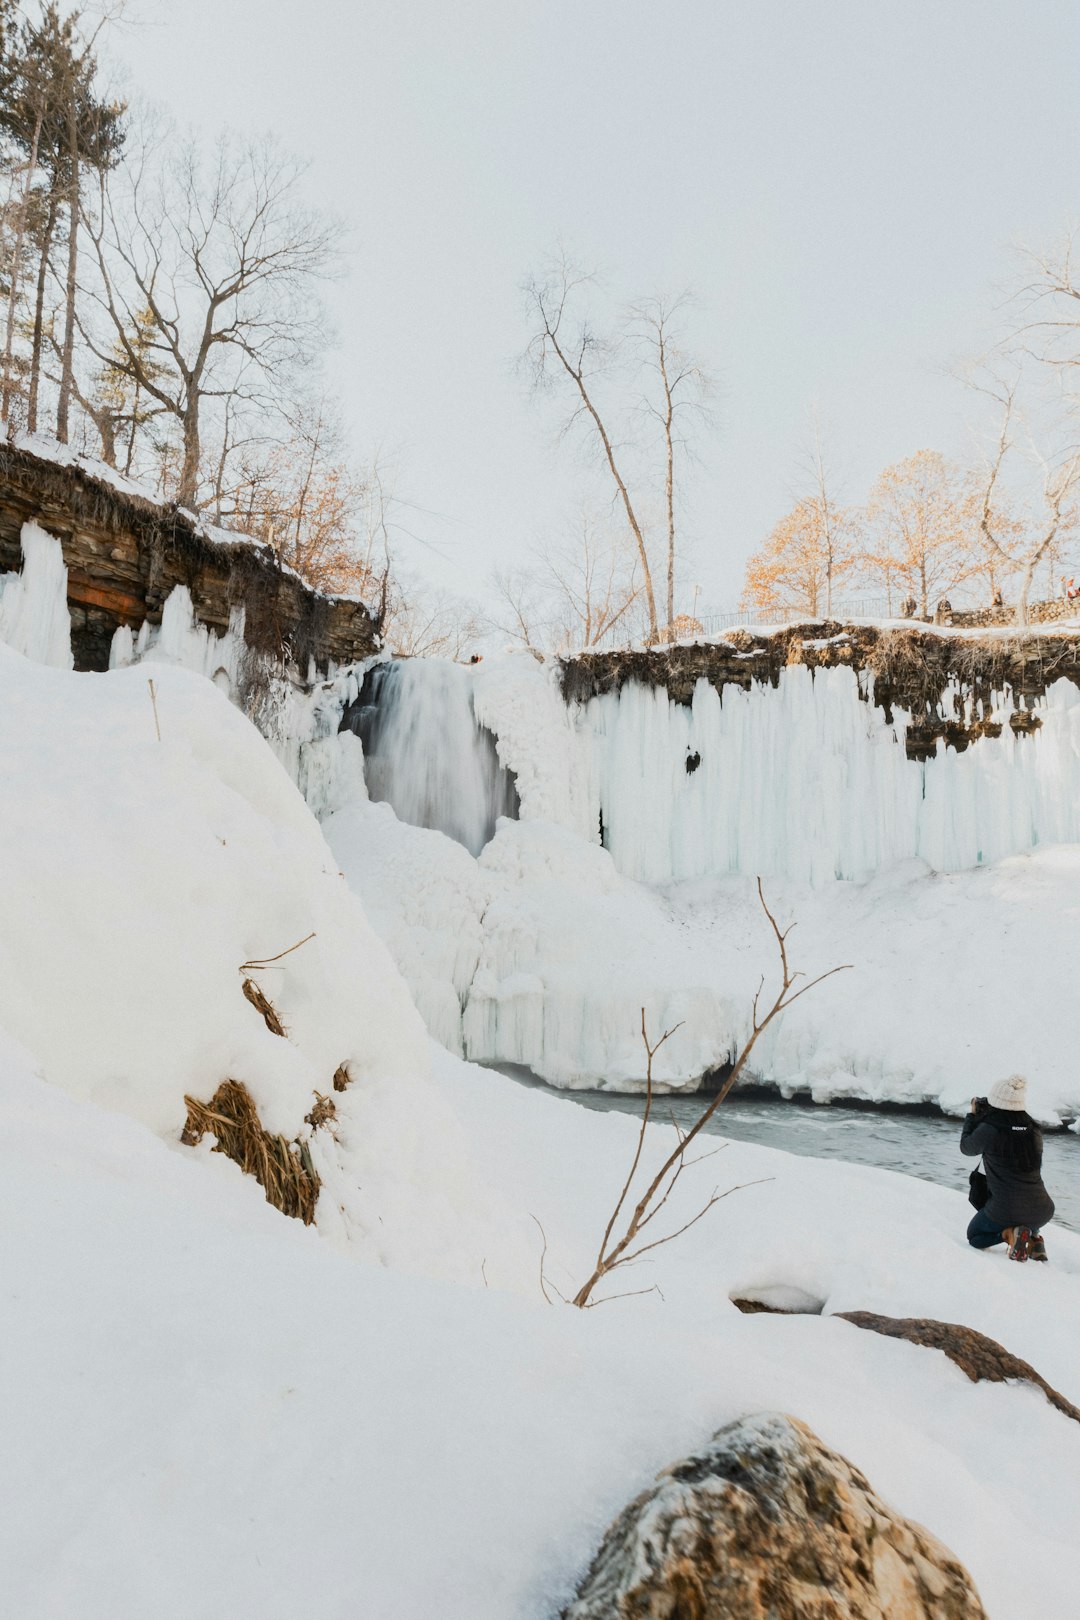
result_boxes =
[6,1034,1078,1618]
[0,646,528,1281]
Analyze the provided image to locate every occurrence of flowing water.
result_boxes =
[341,660,518,855]
[496,1066,1080,1233]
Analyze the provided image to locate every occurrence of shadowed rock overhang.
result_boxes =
[0,438,378,674]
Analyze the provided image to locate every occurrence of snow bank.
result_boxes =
[3,1032,1079,1619]
[0,645,529,1281]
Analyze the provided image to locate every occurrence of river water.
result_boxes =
[498,1068,1080,1234]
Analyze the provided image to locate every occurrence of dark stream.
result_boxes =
[495,1066,1080,1234]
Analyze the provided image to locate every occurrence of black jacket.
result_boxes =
[961,1107,1055,1228]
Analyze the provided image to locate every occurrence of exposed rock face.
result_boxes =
[561,1412,985,1620]
[837,1313,1080,1426]
[561,621,1080,760]
[0,438,377,672]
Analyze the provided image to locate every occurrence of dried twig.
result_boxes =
[147,677,161,742]
[531,1213,566,1305]
[239,932,317,972]
[568,881,849,1307]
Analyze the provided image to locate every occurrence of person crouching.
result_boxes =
[961,1075,1054,1261]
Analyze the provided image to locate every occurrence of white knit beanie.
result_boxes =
[987,1074,1028,1112]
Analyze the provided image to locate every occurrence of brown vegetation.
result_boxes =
[181,1078,321,1225]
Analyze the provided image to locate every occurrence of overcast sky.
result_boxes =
[111,0,1080,615]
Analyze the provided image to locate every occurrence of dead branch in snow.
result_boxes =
[239,932,316,971]
[569,880,850,1308]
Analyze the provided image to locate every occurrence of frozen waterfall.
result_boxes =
[579,665,1080,884]
[335,653,1080,884]
[343,659,520,856]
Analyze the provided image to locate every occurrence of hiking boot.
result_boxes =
[1007,1227,1032,1262]
[1029,1233,1048,1262]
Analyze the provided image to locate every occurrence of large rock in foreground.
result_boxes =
[561,1412,985,1620]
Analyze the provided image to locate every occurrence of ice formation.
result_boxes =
[344,658,519,855]
[0,521,74,669]
[576,665,1080,884]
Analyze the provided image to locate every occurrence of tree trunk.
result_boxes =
[1015,560,1035,627]
[545,323,658,642]
[1,110,44,425]
[124,377,140,475]
[664,421,675,636]
[178,392,201,508]
[27,189,59,435]
[55,98,79,444]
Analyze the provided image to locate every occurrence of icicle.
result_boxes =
[0,522,73,669]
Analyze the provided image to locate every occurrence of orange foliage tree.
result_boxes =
[865,450,976,615]
[224,403,379,599]
[741,496,861,616]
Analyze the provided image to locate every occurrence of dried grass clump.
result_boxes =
[305,1091,337,1130]
[181,1079,320,1224]
[332,1063,351,1092]
[241,976,288,1037]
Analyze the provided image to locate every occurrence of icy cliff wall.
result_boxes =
[317,641,1080,886]
[575,664,1080,884]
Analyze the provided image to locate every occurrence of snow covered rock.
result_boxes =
[562,1412,987,1620]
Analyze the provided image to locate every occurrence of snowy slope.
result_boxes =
[0,645,530,1281]
[2,634,1079,1617]
[3,1031,1079,1620]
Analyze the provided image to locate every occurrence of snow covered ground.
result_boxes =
[3,1027,1079,1620]
[3,561,1080,1615]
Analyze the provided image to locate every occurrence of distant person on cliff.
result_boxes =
[961,1076,1054,1261]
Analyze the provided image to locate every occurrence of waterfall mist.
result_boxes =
[342,660,519,855]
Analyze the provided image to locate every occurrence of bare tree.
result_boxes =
[865,449,976,617]
[973,370,1080,624]
[488,564,546,653]
[562,882,850,1309]
[627,291,713,635]
[1012,229,1080,381]
[803,416,845,616]
[80,124,341,508]
[523,253,660,643]
[488,511,641,654]
[384,577,484,659]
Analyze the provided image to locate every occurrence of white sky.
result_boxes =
[110,0,1080,615]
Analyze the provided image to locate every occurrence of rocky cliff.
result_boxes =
[0,437,377,674]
